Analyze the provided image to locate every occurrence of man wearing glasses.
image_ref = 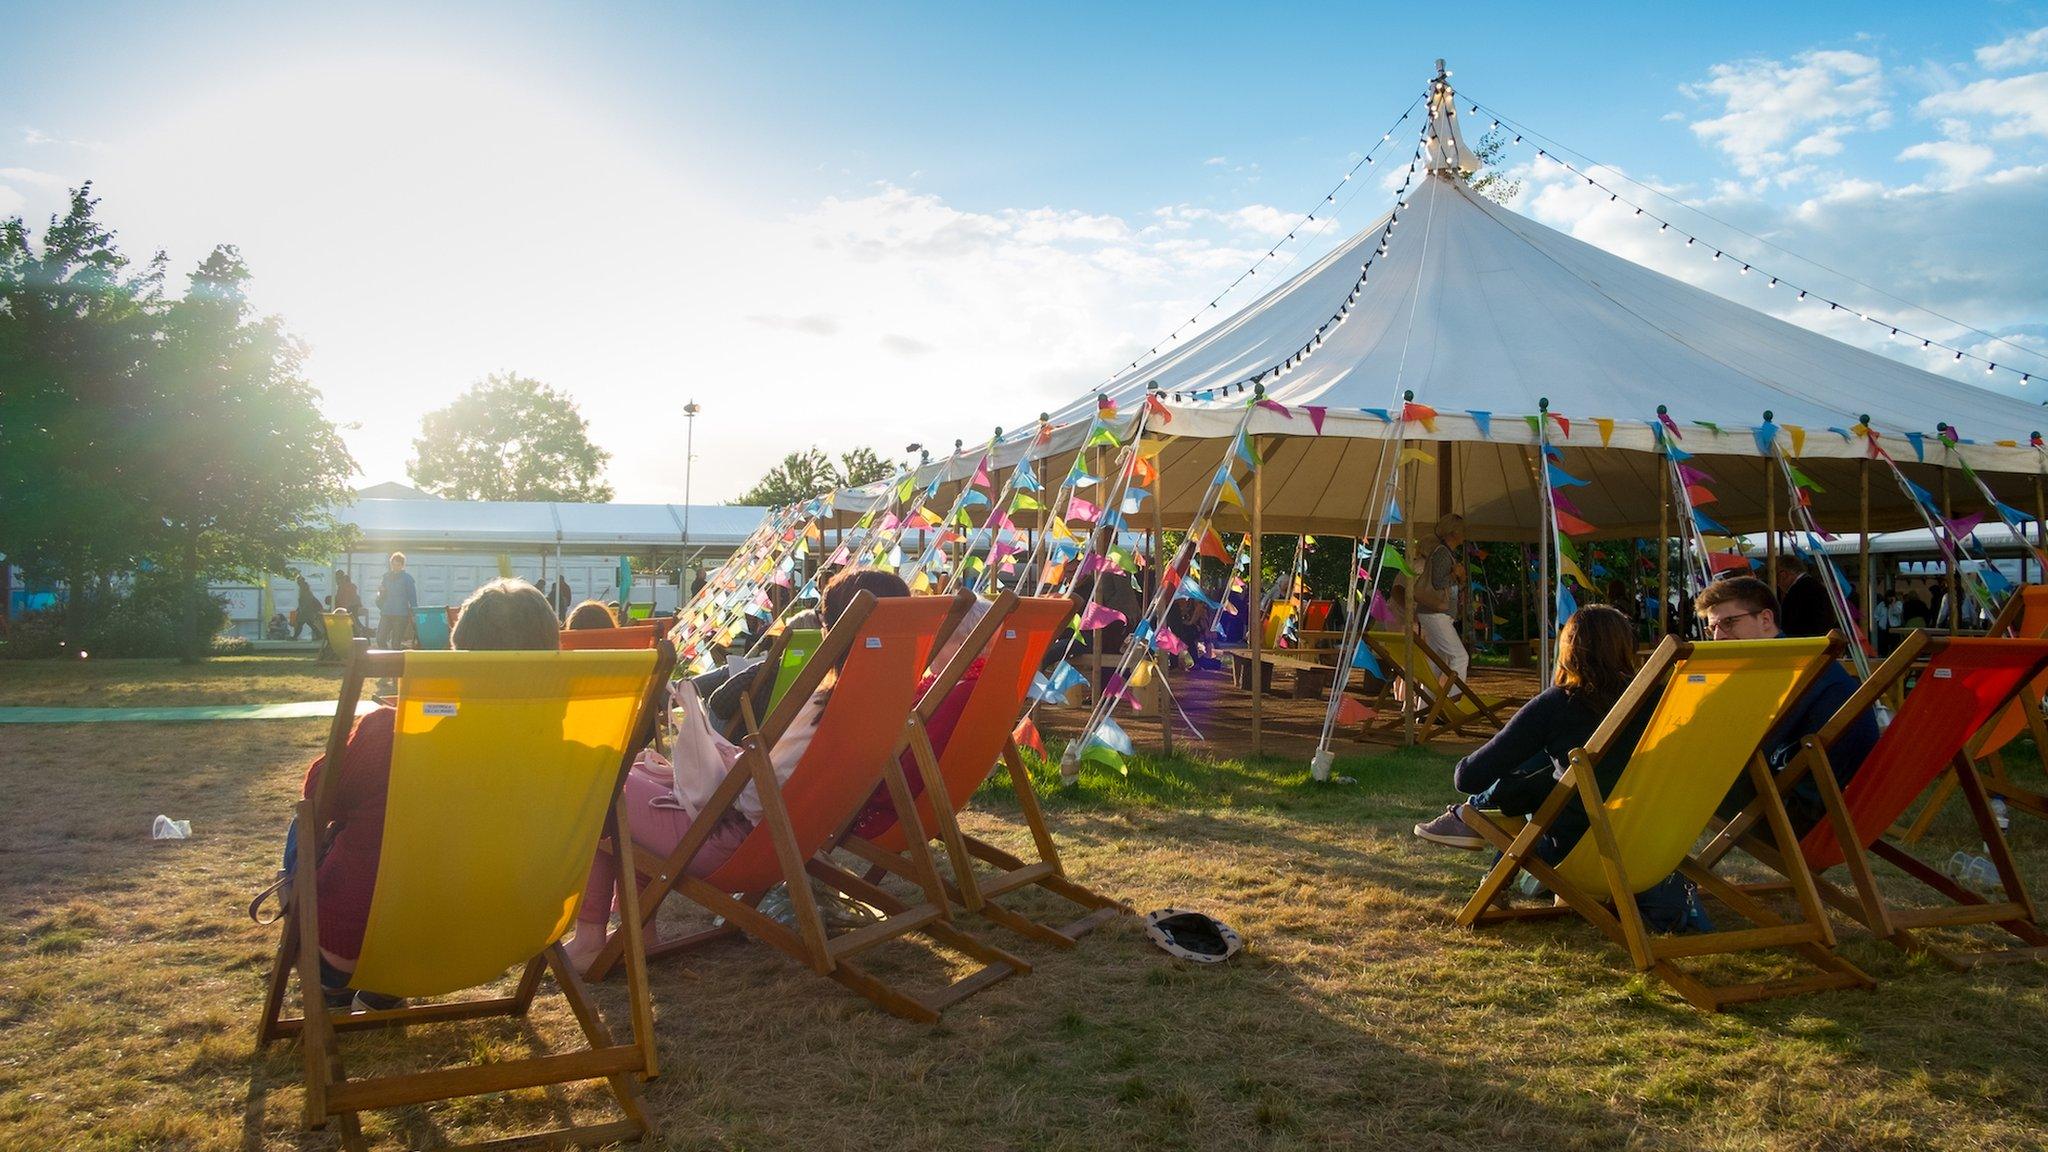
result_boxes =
[1698,575,1878,833]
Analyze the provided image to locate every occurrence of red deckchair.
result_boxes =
[583,592,1029,1021]
[1704,632,2048,968]
[559,623,660,651]
[836,594,1128,948]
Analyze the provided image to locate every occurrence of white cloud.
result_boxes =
[1898,139,1996,185]
[1920,72,2048,140]
[1684,50,1886,177]
[1977,27,2048,71]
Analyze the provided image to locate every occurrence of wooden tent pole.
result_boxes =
[1859,460,1872,646]
[1400,451,1420,748]
[1766,461,1778,591]
[2036,471,2045,585]
[1658,458,1670,642]
[1249,441,1265,759]
[1151,462,1172,757]
[1943,466,1960,631]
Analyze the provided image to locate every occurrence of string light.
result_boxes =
[1470,93,2046,388]
[1094,94,1426,388]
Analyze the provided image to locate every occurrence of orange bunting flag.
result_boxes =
[1401,402,1438,432]
[1549,413,1571,438]
[1098,395,1119,419]
[1132,454,1158,486]
[1553,508,1598,536]
[1146,393,1172,423]
[1198,529,1229,560]
[1685,484,1718,506]
[1593,417,1615,447]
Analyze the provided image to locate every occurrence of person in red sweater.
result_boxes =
[289,577,562,1011]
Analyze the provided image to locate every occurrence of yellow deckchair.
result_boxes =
[318,610,355,662]
[1358,628,1506,745]
[1456,636,1876,1011]
[257,638,675,1149]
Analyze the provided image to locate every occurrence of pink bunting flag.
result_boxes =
[971,459,992,488]
[878,513,901,531]
[1155,628,1187,656]
[1102,673,1141,711]
[1945,512,1985,539]
[1256,399,1292,418]
[1678,464,1715,486]
[1549,489,1584,518]
[1305,405,1328,434]
[1369,591,1397,624]
[1067,496,1100,521]
[1078,602,1128,630]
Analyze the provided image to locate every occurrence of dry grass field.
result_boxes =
[3,656,2048,1150]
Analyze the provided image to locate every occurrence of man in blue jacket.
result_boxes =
[375,552,419,649]
[1699,575,1878,833]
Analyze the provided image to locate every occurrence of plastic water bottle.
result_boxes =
[151,815,191,840]
[1945,851,1998,893]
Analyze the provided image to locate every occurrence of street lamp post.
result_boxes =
[682,400,701,545]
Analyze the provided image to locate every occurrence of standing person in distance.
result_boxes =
[375,552,419,649]
[1411,515,1471,699]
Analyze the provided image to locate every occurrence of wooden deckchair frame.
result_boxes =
[1699,631,2048,969]
[1894,585,2048,840]
[832,593,1128,948]
[584,592,1031,1023]
[1456,636,1875,1011]
[256,637,675,1150]
[1357,627,1507,745]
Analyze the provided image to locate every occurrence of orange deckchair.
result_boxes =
[1702,632,2048,968]
[257,639,674,1149]
[583,592,1030,1022]
[1457,636,1875,1010]
[559,623,659,651]
[1893,584,2048,839]
[835,594,1128,948]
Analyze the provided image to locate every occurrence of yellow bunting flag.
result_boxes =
[1593,417,1615,447]
[1127,658,1155,689]
[1400,446,1437,466]
[1786,425,1806,455]
[1136,437,1169,459]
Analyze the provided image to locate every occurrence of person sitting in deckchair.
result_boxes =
[1414,606,1648,855]
[845,595,995,838]
[563,567,910,969]
[567,599,619,630]
[284,578,563,1011]
[1700,576,1878,834]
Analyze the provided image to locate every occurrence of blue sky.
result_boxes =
[5,1,2047,499]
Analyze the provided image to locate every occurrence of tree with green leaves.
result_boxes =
[0,185,167,637]
[1470,130,1522,205]
[734,448,841,507]
[409,372,614,502]
[137,246,359,660]
[836,446,897,488]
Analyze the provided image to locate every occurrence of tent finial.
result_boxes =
[1426,59,1478,178]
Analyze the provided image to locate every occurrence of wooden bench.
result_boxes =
[1227,648,1345,698]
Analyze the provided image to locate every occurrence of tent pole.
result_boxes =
[1943,466,1960,631]
[1151,478,1172,757]
[1859,460,1872,646]
[1658,458,1670,642]
[2036,471,2045,585]
[1400,452,1420,748]
[1249,442,1265,759]
[1766,461,1778,591]
[1439,441,1461,654]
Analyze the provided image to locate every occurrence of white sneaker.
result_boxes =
[1991,796,2011,832]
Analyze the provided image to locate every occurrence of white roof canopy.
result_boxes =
[877,71,2048,541]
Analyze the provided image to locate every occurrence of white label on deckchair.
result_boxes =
[1687,674,1706,683]
[1933,667,1953,678]
[865,637,882,648]
[421,702,458,716]
[1006,629,1017,638]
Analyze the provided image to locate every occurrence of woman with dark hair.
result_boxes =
[1412,604,1647,861]
[283,578,562,1011]
[566,599,619,630]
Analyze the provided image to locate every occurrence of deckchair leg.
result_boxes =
[256,914,296,1051]
[544,944,654,1139]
